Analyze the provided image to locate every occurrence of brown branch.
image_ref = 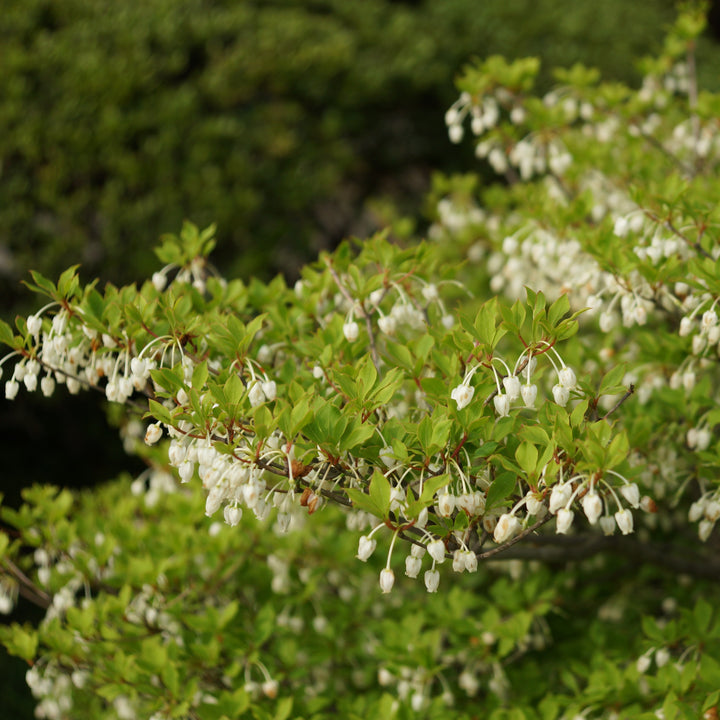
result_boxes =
[600,383,634,421]
[486,530,720,582]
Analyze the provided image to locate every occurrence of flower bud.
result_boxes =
[144,423,163,445]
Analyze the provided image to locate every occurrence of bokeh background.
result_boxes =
[2,1,720,715]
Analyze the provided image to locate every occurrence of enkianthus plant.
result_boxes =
[2,5,720,719]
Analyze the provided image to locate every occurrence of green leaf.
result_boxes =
[599,363,628,395]
[486,472,517,511]
[515,442,539,476]
[369,470,392,517]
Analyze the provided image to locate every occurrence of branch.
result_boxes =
[486,530,720,582]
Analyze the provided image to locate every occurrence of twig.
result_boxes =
[600,384,634,421]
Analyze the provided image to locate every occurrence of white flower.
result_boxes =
[698,519,714,542]
[654,648,670,668]
[549,483,572,514]
[378,315,396,335]
[493,393,510,417]
[262,679,279,699]
[636,653,652,674]
[502,375,521,400]
[620,483,640,509]
[702,310,717,329]
[357,535,377,562]
[448,124,464,144]
[27,314,43,338]
[493,513,521,543]
[248,381,266,407]
[223,505,242,527]
[427,539,446,564]
[463,549,478,573]
[405,554,422,579]
[613,216,630,237]
[599,311,616,332]
[437,492,455,518]
[451,383,474,410]
[689,497,707,522]
[5,380,19,400]
[615,508,634,535]
[23,373,38,392]
[152,272,167,291]
[678,316,693,337]
[343,321,360,343]
[424,568,440,593]
[520,383,537,408]
[379,446,395,467]
[704,500,720,522]
[599,515,616,535]
[582,491,603,525]
[144,423,163,445]
[552,383,570,406]
[379,568,395,594]
[40,375,56,398]
[558,366,577,389]
[556,508,574,534]
[261,380,277,402]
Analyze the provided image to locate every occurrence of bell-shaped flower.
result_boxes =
[520,383,537,408]
[493,513,521,544]
[248,381,266,407]
[502,375,521,400]
[558,366,577,389]
[224,504,242,527]
[620,483,640,509]
[405,554,422,579]
[493,393,511,417]
[552,383,570,406]
[615,508,634,535]
[599,515,616,535]
[379,568,395,594]
[427,539,446,564]
[343,321,360,343]
[451,383,474,410]
[549,482,572,514]
[356,535,377,562]
[437,492,455,518]
[555,507,574,534]
[582,490,603,525]
[5,379,20,400]
[424,569,440,593]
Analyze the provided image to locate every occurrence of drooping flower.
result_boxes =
[451,383,474,410]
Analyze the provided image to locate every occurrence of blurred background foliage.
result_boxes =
[3,0,719,318]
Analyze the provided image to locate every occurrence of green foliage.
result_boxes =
[0,0,711,315]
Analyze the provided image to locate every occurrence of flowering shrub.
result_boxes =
[2,7,720,720]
